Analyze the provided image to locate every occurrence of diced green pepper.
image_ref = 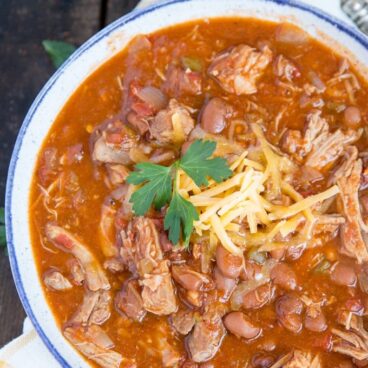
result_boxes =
[181,56,203,72]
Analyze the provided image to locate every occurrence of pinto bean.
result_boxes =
[201,97,233,134]
[243,284,274,310]
[304,307,327,332]
[172,265,211,291]
[354,358,368,367]
[344,106,361,128]
[276,294,303,315]
[223,312,262,339]
[216,245,243,279]
[276,294,303,334]
[345,298,364,315]
[280,313,303,334]
[251,353,276,368]
[270,248,286,261]
[330,263,357,287]
[270,263,297,291]
[214,266,237,302]
[275,23,309,45]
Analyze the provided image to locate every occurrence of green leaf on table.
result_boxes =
[42,40,76,68]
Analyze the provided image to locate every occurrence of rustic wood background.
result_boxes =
[0,0,140,347]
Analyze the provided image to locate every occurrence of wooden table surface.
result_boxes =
[0,0,140,348]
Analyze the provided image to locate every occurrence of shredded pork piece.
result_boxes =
[140,260,178,315]
[332,312,368,361]
[120,217,178,315]
[208,44,272,95]
[106,164,130,187]
[271,350,321,368]
[120,216,163,275]
[46,224,110,291]
[64,325,135,368]
[273,55,301,82]
[311,214,345,246]
[115,279,146,322]
[99,202,119,258]
[329,145,359,185]
[282,111,329,161]
[282,110,360,170]
[91,121,138,165]
[150,99,195,144]
[187,306,226,363]
[306,128,360,170]
[163,65,202,96]
[68,259,85,286]
[70,290,111,326]
[43,270,72,291]
[338,159,368,263]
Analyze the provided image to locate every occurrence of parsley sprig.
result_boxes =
[127,140,232,245]
[42,40,76,68]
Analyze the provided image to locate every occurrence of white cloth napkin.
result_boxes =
[0,0,353,367]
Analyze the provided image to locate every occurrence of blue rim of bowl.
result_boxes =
[5,0,368,367]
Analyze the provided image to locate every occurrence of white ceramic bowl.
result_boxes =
[6,0,368,366]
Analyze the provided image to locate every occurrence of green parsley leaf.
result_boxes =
[127,139,232,245]
[179,140,232,186]
[0,207,6,248]
[164,191,199,245]
[181,56,203,72]
[127,162,172,215]
[42,40,76,68]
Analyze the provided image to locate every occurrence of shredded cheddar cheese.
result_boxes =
[177,126,340,255]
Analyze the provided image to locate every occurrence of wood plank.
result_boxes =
[0,0,101,207]
[0,0,101,346]
[0,253,26,347]
[106,0,140,24]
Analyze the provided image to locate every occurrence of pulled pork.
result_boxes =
[115,279,146,322]
[150,99,195,144]
[64,325,133,368]
[332,311,368,361]
[273,55,301,82]
[91,120,139,165]
[337,159,368,263]
[282,110,360,170]
[208,44,272,95]
[120,217,178,316]
[70,290,111,326]
[271,350,321,368]
[163,65,202,96]
[46,224,110,291]
[187,306,226,363]
[43,269,72,291]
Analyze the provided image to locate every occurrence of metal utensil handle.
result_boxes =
[341,0,368,34]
